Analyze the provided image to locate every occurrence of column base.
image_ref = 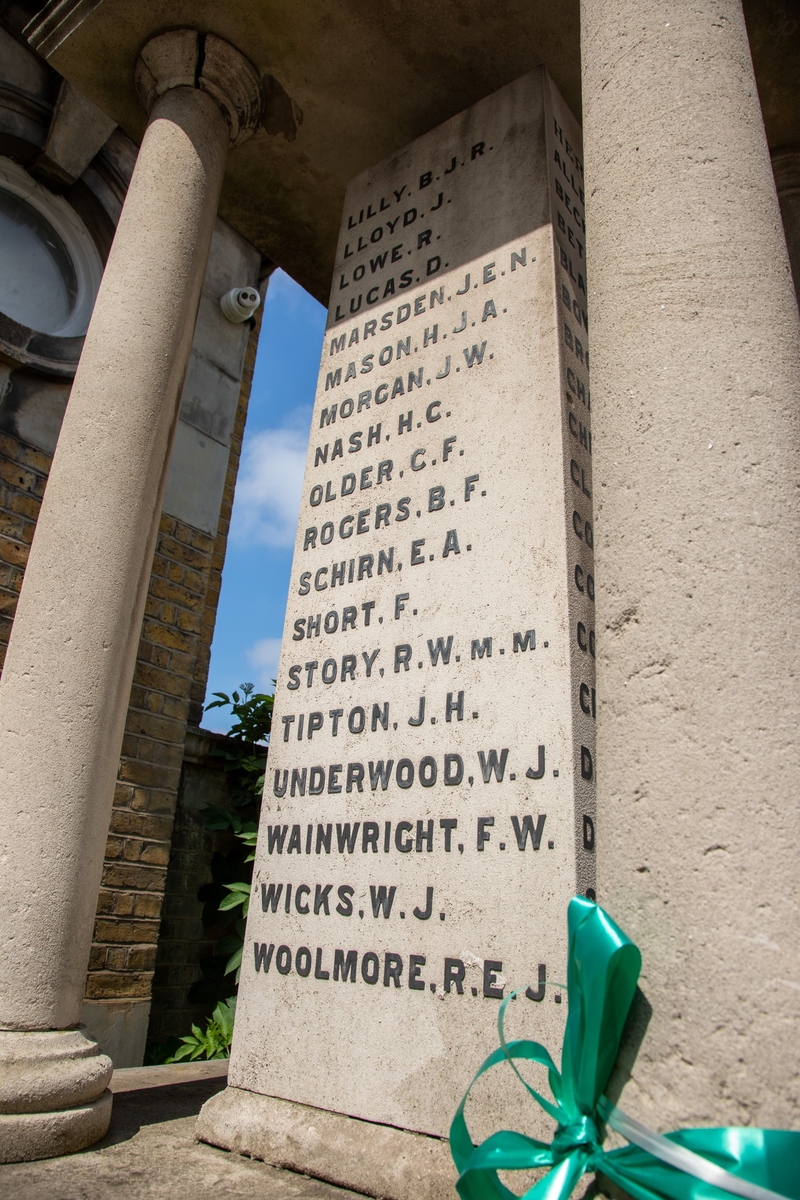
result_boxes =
[197,1085,455,1200]
[0,1026,113,1162]
[0,1090,112,1163]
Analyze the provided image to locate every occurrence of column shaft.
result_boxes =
[0,85,229,1030]
[581,0,800,1128]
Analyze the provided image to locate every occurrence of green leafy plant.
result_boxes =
[145,687,272,1065]
[216,880,252,978]
[166,997,237,1062]
[199,683,272,985]
[205,681,273,757]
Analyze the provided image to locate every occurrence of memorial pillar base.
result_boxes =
[197,1087,455,1200]
[0,1027,112,1163]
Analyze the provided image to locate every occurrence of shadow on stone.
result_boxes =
[602,985,652,1110]
[94,1075,228,1149]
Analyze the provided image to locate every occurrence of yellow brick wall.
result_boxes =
[83,513,216,1000]
[86,309,262,1002]
[0,434,50,670]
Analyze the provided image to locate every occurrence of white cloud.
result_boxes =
[231,413,310,547]
[247,637,283,691]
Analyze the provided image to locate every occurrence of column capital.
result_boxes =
[135,29,263,147]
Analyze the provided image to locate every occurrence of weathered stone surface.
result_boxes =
[0,1027,111,1114]
[205,69,593,1152]
[198,1086,455,1200]
[0,1091,112,1164]
[82,999,152,1069]
[162,422,232,538]
[581,0,800,1132]
[33,79,115,188]
[0,1066,361,1198]
[110,1059,228,1092]
[0,1024,112,1164]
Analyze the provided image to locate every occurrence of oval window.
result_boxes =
[0,157,103,338]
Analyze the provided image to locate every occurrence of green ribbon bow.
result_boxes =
[450,896,800,1200]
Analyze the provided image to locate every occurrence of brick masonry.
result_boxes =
[0,434,48,673]
[86,307,262,1007]
[83,511,217,1002]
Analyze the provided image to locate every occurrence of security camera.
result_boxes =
[220,286,261,323]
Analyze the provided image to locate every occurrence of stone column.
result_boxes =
[772,148,800,303]
[580,0,800,1134]
[0,31,261,1162]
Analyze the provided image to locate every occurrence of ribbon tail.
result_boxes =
[597,1150,689,1200]
[599,1102,800,1200]
[598,1140,800,1200]
[521,1151,588,1200]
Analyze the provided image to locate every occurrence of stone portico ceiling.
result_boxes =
[28,0,800,303]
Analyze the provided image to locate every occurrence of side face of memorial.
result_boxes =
[232,69,594,1138]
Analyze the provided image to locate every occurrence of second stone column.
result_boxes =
[581,0,800,1132]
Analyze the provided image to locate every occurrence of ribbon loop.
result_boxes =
[450,896,800,1200]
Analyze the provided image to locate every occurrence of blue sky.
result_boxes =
[203,269,326,731]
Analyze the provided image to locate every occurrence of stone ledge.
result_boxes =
[111,1059,228,1093]
[197,1086,456,1200]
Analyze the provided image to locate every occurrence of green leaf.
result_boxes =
[217,934,242,954]
[166,996,236,1062]
[219,891,247,911]
[201,804,238,831]
[213,997,237,1038]
[224,881,251,894]
[167,1042,196,1062]
[224,945,243,976]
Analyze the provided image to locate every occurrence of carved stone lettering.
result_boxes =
[232,68,595,1141]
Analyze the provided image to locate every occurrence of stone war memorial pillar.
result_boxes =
[0,30,261,1162]
[200,69,595,1198]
